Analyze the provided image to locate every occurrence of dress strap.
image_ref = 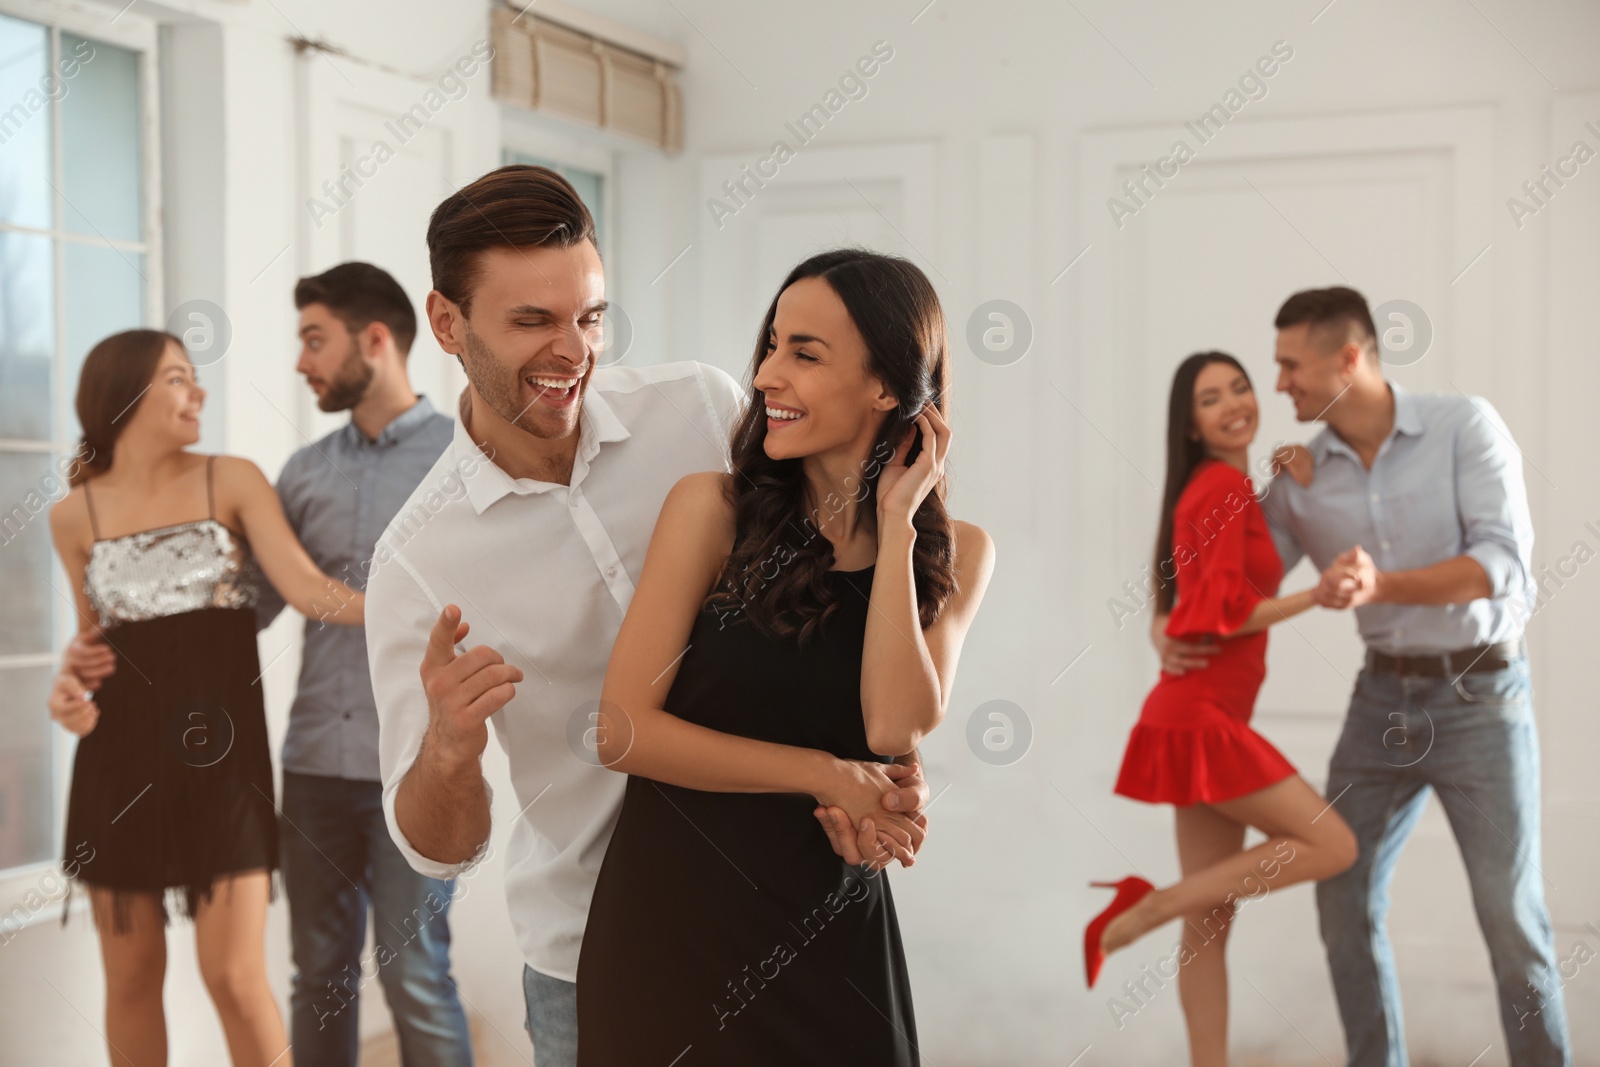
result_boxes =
[82,478,102,541]
[206,455,216,520]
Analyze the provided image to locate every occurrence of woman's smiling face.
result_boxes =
[752,276,898,462]
[1191,359,1257,455]
[125,341,205,448]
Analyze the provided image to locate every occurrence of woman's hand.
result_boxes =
[875,404,952,530]
[48,671,99,736]
[65,629,117,687]
[813,759,924,866]
[1271,442,1315,487]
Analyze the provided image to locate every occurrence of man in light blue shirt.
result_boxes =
[255,263,470,1066]
[1247,288,1565,1065]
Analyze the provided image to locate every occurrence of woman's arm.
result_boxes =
[596,472,922,845]
[1232,587,1317,636]
[860,519,995,755]
[46,491,104,736]
[861,404,996,756]
[214,455,364,625]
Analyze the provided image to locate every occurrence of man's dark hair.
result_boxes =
[1274,286,1378,359]
[294,261,418,356]
[426,164,598,318]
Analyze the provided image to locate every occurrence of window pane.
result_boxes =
[60,33,141,243]
[0,665,55,871]
[0,231,54,441]
[0,14,53,231]
[63,241,144,441]
[0,451,58,656]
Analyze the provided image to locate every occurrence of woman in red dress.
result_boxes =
[1085,352,1358,1067]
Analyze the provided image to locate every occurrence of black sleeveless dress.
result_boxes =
[63,457,278,930]
[576,565,919,1066]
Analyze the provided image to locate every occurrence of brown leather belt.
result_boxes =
[1365,639,1524,677]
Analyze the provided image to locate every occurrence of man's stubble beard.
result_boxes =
[317,342,375,412]
[460,321,585,441]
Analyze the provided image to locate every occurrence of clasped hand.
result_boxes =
[1314,545,1379,609]
[814,759,930,872]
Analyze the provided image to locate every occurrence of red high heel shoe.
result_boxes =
[1083,876,1155,988]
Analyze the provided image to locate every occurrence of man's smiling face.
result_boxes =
[456,241,607,441]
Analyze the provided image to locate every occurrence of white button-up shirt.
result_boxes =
[366,360,744,981]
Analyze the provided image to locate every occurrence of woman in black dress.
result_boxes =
[576,250,995,1065]
[46,330,366,1067]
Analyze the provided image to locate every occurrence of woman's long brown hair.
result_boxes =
[703,249,957,643]
[1152,351,1252,614]
[70,329,183,487]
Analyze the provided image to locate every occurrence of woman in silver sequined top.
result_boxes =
[45,329,365,1067]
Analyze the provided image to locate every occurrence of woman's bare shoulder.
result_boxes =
[668,471,735,517]
[646,472,735,577]
[208,452,268,484]
[951,518,994,560]
[48,483,91,534]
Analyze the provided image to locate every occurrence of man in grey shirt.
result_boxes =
[1160,287,1568,1066]
[255,263,470,1066]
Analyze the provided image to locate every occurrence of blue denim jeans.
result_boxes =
[523,965,579,1067]
[280,771,473,1067]
[1315,657,1571,1067]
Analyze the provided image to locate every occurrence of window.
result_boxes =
[0,5,157,880]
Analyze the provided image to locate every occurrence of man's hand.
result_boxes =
[65,629,117,688]
[815,806,927,871]
[1270,443,1315,488]
[1316,546,1378,609]
[419,605,523,762]
[1151,612,1216,675]
[48,671,99,736]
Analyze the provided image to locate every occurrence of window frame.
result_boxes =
[0,0,162,907]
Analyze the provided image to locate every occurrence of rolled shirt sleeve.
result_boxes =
[367,543,493,880]
[1454,395,1535,602]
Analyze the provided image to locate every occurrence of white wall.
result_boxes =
[4,1,1599,1064]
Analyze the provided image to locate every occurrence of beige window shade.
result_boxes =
[491,5,683,152]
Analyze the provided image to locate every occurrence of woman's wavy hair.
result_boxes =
[703,249,957,643]
[70,329,185,487]
[1152,350,1252,614]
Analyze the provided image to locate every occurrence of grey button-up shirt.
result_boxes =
[257,396,453,780]
[1259,381,1536,655]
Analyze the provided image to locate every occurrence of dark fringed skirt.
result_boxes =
[61,606,278,931]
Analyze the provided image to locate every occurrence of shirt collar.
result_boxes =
[1311,379,1424,463]
[454,381,633,516]
[364,395,438,447]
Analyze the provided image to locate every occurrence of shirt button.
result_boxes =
[1381,540,1390,550]
[1370,492,1380,502]
[606,565,618,578]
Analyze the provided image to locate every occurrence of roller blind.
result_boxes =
[491,4,682,152]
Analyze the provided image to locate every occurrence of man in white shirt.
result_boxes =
[365,165,926,1066]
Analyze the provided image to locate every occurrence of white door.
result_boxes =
[297,54,490,440]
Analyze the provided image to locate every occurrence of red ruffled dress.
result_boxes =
[1114,458,1298,806]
